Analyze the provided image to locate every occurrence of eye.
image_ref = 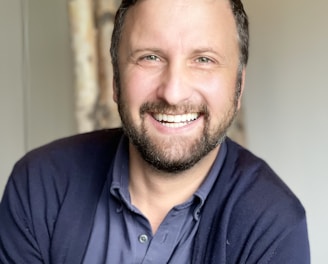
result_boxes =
[196,57,213,63]
[143,55,160,61]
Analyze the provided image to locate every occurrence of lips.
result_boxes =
[153,113,200,128]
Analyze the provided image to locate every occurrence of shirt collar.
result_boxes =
[110,135,133,210]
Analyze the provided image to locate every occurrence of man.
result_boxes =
[0,0,310,263]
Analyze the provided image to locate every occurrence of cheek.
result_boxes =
[121,67,161,102]
[199,75,237,113]
[119,69,157,123]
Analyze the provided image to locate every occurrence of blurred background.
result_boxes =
[1,0,327,262]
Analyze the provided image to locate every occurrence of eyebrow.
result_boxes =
[191,47,226,60]
[128,48,163,57]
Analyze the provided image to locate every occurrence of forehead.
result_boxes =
[124,0,234,29]
[121,0,238,57]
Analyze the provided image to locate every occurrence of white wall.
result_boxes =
[0,0,25,196]
[0,0,76,196]
[244,0,328,263]
[26,0,76,149]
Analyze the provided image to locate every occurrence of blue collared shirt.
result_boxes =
[83,135,227,263]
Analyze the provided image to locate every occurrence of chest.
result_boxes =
[82,186,200,264]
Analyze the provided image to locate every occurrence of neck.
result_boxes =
[128,143,219,233]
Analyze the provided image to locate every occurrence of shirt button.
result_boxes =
[138,234,148,244]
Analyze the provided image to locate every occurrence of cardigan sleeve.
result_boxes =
[0,129,122,264]
[0,165,45,264]
[265,217,310,264]
[192,139,311,264]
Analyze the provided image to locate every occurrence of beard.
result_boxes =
[117,94,238,174]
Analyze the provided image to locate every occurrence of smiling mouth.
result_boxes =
[153,113,200,128]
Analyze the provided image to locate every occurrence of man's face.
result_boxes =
[115,0,244,173]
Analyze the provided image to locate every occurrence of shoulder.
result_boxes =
[222,138,305,221]
[224,138,304,211]
[0,129,124,262]
[24,128,123,164]
[16,128,123,172]
[221,138,308,262]
[8,128,124,204]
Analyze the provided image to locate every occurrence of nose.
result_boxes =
[156,61,193,105]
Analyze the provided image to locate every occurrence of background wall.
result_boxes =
[0,0,25,196]
[0,0,327,262]
[0,0,76,195]
[244,0,328,263]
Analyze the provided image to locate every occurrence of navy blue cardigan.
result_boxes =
[0,129,310,263]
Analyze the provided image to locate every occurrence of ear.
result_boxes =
[237,67,246,110]
[113,78,118,103]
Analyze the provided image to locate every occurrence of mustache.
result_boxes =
[140,101,209,116]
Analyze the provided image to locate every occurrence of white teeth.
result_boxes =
[153,113,199,126]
